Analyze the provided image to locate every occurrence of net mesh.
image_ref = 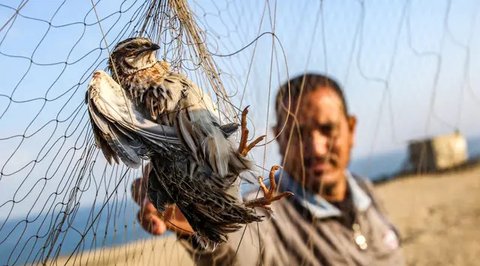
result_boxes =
[0,0,479,265]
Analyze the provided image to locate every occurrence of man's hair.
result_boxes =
[275,73,349,123]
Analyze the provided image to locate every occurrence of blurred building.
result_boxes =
[408,132,468,173]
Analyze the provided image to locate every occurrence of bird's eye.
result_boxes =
[125,44,136,50]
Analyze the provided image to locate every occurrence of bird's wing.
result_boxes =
[86,70,183,168]
[157,73,251,179]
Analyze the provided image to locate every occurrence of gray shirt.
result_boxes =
[181,171,405,266]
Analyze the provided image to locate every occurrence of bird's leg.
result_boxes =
[238,106,265,156]
[245,165,294,210]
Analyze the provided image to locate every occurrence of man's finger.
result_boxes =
[131,178,145,206]
[163,206,194,236]
[137,210,167,235]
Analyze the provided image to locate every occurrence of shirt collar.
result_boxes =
[276,170,372,219]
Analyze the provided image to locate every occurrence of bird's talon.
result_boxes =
[238,106,264,156]
[245,165,294,209]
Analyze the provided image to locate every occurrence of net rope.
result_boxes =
[0,0,479,265]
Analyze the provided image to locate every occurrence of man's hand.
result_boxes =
[131,168,194,236]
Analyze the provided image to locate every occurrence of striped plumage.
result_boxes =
[87,37,261,245]
[85,70,183,167]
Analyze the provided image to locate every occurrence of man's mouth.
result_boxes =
[305,157,337,174]
[312,163,331,174]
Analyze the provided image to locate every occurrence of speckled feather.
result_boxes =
[87,37,261,244]
[86,70,184,168]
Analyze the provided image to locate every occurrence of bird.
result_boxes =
[86,37,292,246]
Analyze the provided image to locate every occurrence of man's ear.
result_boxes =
[272,124,280,137]
[272,124,282,148]
[272,124,287,156]
[347,115,357,145]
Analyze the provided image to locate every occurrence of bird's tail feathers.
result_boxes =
[88,97,144,168]
[202,132,252,180]
[107,126,144,168]
[176,107,252,179]
[192,234,220,251]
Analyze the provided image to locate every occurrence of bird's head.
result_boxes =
[108,37,160,76]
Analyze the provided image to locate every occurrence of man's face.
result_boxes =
[276,86,356,193]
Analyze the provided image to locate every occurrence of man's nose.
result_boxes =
[309,130,330,157]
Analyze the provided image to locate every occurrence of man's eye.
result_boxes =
[298,126,307,136]
[319,124,337,136]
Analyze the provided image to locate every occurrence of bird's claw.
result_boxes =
[238,106,265,156]
[245,165,294,210]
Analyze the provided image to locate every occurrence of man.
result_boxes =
[132,73,404,265]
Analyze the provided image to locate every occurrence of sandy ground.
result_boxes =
[376,164,480,266]
[52,236,193,266]
[53,164,480,265]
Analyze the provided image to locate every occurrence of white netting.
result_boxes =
[0,0,479,265]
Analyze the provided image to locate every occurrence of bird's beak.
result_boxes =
[149,43,160,51]
[138,43,160,54]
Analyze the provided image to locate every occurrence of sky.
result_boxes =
[0,0,479,224]
[0,0,480,263]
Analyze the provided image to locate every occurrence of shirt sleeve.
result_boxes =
[178,223,264,266]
